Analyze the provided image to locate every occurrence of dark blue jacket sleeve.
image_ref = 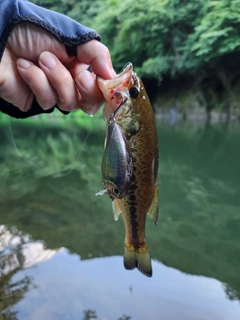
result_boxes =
[0,0,101,118]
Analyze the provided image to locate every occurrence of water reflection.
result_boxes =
[0,225,32,319]
[0,224,239,320]
[1,118,240,319]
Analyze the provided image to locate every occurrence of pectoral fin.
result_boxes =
[112,200,122,221]
[147,185,159,225]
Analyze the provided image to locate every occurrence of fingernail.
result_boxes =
[77,70,95,91]
[39,52,57,69]
[17,58,32,69]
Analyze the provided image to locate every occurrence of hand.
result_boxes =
[0,22,115,115]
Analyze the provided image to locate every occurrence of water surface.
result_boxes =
[1,115,240,320]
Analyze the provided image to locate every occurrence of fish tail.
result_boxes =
[124,245,152,277]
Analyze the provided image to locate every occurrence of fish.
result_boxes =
[97,63,159,277]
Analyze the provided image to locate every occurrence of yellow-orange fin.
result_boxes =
[112,200,122,221]
[124,247,152,277]
[147,185,159,225]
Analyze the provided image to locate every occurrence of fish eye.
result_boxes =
[112,188,120,196]
[129,86,139,98]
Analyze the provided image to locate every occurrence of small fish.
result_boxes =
[97,63,159,277]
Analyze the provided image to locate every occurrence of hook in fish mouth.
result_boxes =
[108,93,128,124]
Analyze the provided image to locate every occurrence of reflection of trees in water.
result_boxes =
[0,226,30,275]
[1,123,240,307]
[0,225,133,320]
[82,310,131,320]
[83,310,97,319]
[1,121,104,181]
[0,310,18,320]
[0,226,34,319]
[0,273,32,320]
[223,284,240,301]
[117,315,131,320]
[156,124,240,300]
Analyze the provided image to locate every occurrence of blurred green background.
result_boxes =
[28,0,240,119]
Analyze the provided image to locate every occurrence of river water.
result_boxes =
[0,115,240,320]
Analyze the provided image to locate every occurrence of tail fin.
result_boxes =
[124,246,152,277]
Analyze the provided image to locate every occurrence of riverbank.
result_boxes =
[152,80,240,122]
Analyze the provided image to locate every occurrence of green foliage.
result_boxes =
[30,0,207,77]
[30,0,75,14]
[29,0,240,76]
[191,0,240,61]
[30,0,100,27]
[91,0,208,77]
[29,0,240,110]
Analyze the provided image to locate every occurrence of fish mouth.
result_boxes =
[97,63,133,101]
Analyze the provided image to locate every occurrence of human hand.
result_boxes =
[0,22,115,115]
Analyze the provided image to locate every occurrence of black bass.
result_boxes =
[97,63,159,277]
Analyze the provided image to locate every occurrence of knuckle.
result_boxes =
[57,84,81,111]
[37,95,57,110]
[52,73,70,88]
[57,98,73,111]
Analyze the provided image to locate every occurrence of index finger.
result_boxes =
[76,40,116,79]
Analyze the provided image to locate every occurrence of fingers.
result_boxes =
[74,40,117,115]
[38,52,82,111]
[16,51,107,114]
[75,69,103,115]
[6,22,115,114]
[17,52,84,112]
[38,51,107,114]
[14,41,116,114]
[77,40,116,80]
[17,58,58,110]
